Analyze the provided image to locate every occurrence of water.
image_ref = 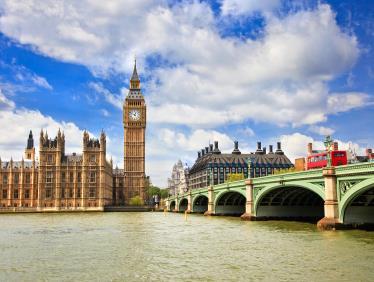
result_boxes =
[0,212,373,281]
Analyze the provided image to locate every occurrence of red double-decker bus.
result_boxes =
[307,150,347,170]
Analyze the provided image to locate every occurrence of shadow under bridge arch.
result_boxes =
[179,198,188,212]
[192,195,208,213]
[169,200,176,211]
[255,185,324,222]
[340,180,374,226]
[215,191,246,216]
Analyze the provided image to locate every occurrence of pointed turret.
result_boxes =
[25,130,36,160]
[130,59,140,89]
[27,130,34,149]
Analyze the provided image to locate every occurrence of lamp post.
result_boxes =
[324,135,333,167]
[247,156,255,178]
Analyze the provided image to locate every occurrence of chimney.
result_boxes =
[213,141,221,154]
[209,144,213,152]
[263,147,267,154]
[269,145,273,153]
[205,147,209,154]
[307,143,313,155]
[201,149,205,156]
[276,142,284,154]
[333,142,338,151]
[256,141,262,153]
[232,141,241,154]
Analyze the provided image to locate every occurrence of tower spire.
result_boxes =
[130,59,140,89]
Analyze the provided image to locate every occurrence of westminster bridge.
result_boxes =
[166,162,374,229]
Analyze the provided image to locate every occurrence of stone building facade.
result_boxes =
[167,160,189,196]
[188,141,293,189]
[119,61,147,204]
[0,130,112,211]
[0,62,147,211]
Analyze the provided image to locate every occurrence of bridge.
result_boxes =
[166,162,374,230]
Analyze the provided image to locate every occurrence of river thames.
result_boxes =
[0,212,373,281]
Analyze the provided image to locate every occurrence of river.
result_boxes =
[0,212,373,281]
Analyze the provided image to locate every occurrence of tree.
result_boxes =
[160,189,169,199]
[129,196,144,206]
[146,185,161,198]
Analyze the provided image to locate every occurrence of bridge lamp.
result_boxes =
[324,135,333,167]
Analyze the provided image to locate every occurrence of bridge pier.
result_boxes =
[204,186,215,216]
[186,192,192,213]
[165,199,170,211]
[317,167,342,230]
[241,179,256,221]
[174,196,179,212]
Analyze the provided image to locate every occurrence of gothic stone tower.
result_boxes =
[123,61,146,204]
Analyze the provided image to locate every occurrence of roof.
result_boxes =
[113,168,125,176]
[62,154,83,164]
[1,160,36,169]
[127,89,143,99]
[189,152,293,174]
[130,61,140,81]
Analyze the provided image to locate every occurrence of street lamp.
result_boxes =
[247,156,255,178]
[324,135,333,167]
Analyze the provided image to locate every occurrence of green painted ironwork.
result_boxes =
[167,162,374,224]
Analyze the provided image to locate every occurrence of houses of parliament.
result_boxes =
[0,63,146,211]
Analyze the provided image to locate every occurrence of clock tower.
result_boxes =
[123,61,146,204]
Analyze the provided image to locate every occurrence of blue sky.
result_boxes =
[0,0,373,186]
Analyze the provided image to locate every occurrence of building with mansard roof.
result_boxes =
[188,141,293,189]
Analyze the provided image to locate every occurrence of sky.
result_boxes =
[0,0,373,187]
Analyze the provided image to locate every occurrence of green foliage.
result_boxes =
[273,167,296,175]
[145,185,169,199]
[129,196,144,206]
[225,173,245,183]
[160,189,169,199]
[147,185,161,197]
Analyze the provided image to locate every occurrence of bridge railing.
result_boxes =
[335,162,374,175]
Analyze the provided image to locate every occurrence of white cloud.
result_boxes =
[100,109,110,117]
[30,74,53,90]
[0,60,53,91]
[0,89,15,110]
[89,82,123,109]
[0,2,366,128]
[158,128,234,152]
[241,127,255,137]
[280,132,366,162]
[308,125,335,136]
[0,88,91,160]
[327,92,371,113]
[144,127,235,186]
[221,0,281,16]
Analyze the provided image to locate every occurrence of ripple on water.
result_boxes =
[0,212,374,281]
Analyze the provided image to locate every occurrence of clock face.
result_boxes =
[129,109,141,121]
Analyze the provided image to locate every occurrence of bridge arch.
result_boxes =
[214,190,246,216]
[169,200,176,211]
[254,183,325,221]
[192,195,208,213]
[179,198,188,212]
[339,178,374,225]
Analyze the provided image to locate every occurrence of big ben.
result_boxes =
[123,61,146,204]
